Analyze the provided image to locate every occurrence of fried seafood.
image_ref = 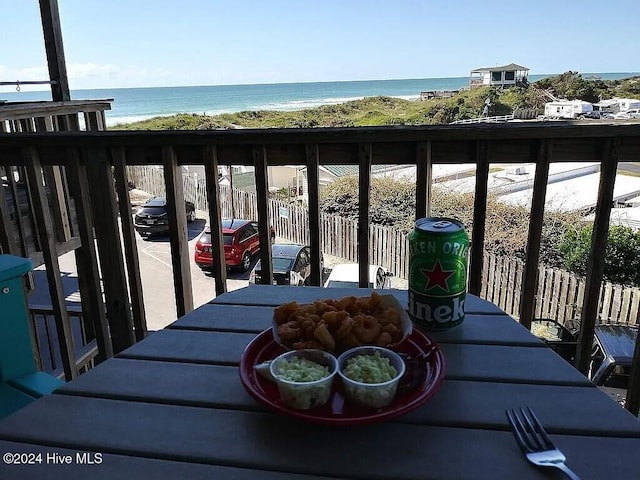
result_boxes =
[274,292,404,353]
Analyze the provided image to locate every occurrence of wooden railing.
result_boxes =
[1,122,640,413]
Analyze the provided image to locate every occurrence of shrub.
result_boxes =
[559,224,640,286]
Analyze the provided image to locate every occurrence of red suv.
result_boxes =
[194,219,273,271]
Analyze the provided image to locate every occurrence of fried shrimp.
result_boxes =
[273,293,405,353]
[352,314,381,343]
[313,323,336,351]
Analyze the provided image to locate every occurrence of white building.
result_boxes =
[469,63,529,89]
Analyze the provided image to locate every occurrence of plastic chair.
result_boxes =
[0,255,64,420]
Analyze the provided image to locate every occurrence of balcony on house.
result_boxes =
[1,109,640,414]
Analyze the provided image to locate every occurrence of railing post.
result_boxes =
[306,144,322,286]
[162,146,194,317]
[85,147,136,354]
[23,147,77,380]
[253,145,273,285]
[358,142,372,288]
[575,138,619,375]
[112,148,147,341]
[66,148,113,362]
[519,139,552,329]
[415,141,432,221]
[468,140,490,296]
[203,145,228,296]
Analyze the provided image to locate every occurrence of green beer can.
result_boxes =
[408,217,469,330]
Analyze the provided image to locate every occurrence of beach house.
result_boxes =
[469,63,529,89]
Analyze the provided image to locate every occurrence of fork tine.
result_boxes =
[506,409,532,453]
[518,407,544,450]
[525,406,555,449]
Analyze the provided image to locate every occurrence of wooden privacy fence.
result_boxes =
[128,165,640,327]
[128,166,413,278]
[482,251,640,326]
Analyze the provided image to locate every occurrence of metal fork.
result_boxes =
[506,407,582,480]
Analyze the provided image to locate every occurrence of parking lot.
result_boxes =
[31,206,407,331]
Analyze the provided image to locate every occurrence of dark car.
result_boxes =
[249,244,319,285]
[133,197,196,236]
[194,219,273,272]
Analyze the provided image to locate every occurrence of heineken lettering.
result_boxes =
[409,290,465,324]
[408,217,469,330]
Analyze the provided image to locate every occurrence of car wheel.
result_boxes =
[240,252,251,272]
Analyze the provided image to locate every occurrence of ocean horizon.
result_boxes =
[1,72,638,127]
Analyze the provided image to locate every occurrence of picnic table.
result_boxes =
[1,286,640,479]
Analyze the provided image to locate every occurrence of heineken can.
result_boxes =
[408,217,469,330]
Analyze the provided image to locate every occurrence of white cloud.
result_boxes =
[67,62,119,79]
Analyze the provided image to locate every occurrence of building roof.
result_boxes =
[470,63,529,73]
[230,171,255,188]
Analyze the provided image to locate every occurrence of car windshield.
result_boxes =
[140,206,166,213]
[326,280,373,288]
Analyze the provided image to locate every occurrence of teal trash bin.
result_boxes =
[0,255,64,420]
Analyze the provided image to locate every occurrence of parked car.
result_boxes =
[249,244,319,285]
[195,219,273,271]
[614,109,640,119]
[581,110,613,119]
[323,263,393,289]
[133,197,196,236]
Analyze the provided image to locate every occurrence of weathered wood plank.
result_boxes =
[113,147,147,340]
[519,139,551,328]
[203,145,227,296]
[23,146,77,380]
[305,144,322,286]
[65,148,113,362]
[576,138,618,374]
[253,145,272,285]
[358,142,372,287]
[469,140,489,295]
[415,140,431,220]
[85,147,136,354]
[162,146,193,317]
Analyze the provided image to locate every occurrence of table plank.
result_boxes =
[441,343,592,385]
[118,330,256,365]
[1,395,638,480]
[54,358,640,436]
[169,304,544,347]
[0,440,336,480]
[212,286,506,314]
[117,329,589,386]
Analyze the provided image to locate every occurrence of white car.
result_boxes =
[614,109,640,119]
[323,263,393,289]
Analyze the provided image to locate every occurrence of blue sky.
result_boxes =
[1,0,638,91]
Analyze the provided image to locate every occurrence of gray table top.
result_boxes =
[1,287,639,480]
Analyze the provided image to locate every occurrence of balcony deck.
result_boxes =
[1,111,640,414]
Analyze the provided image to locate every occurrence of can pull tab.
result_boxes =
[432,221,452,229]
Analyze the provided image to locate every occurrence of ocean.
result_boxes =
[1,73,637,127]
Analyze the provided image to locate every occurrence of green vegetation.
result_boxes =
[319,176,583,268]
[113,72,640,130]
[559,224,640,286]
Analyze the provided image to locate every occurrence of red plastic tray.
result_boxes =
[239,328,445,426]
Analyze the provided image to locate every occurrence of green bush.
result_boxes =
[559,224,640,286]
